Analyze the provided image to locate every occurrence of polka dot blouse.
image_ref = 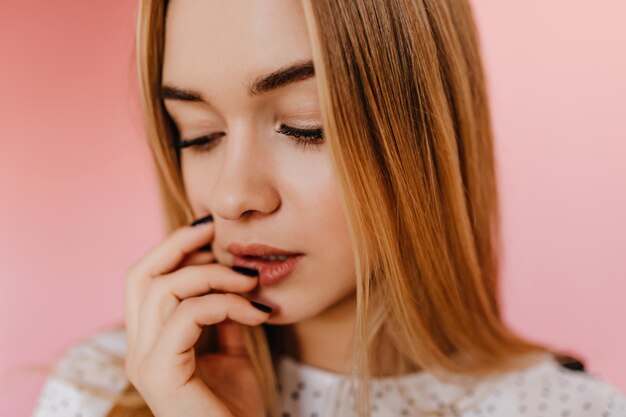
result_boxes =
[31,328,626,417]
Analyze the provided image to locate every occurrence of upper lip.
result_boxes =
[227,242,303,257]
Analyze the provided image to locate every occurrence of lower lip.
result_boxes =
[231,254,304,286]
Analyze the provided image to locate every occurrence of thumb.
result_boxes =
[215,319,248,357]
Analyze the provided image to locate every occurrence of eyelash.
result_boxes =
[173,124,324,153]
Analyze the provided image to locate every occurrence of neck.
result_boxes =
[286,291,357,375]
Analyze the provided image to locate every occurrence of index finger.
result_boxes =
[132,215,214,279]
[125,215,214,344]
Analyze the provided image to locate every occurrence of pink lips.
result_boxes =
[227,242,304,286]
[231,254,304,286]
[227,242,303,257]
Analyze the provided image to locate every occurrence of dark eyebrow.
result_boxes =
[160,59,315,103]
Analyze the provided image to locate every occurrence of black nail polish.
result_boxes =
[250,300,272,313]
[199,243,212,251]
[231,266,259,277]
[191,214,213,227]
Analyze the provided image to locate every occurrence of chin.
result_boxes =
[259,289,355,326]
[249,289,321,325]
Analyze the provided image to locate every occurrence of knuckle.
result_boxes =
[125,260,151,285]
[200,276,213,295]
[210,293,231,315]
[148,276,169,297]
[178,297,199,314]
[179,264,212,294]
[174,245,186,260]
[223,292,240,304]
[125,263,140,283]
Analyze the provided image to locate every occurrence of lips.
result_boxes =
[227,242,303,257]
[228,243,304,286]
[232,254,303,286]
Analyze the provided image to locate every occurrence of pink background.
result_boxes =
[1,0,624,415]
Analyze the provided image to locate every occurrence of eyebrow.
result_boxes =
[160,59,315,103]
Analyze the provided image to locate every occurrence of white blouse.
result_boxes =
[31,328,626,417]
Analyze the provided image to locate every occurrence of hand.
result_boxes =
[124,216,271,417]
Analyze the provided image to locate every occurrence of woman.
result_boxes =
[31,0,626,416]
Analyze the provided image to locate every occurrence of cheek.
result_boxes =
[278,203,356,323]
[298,175,356,289]
[315,187,352,260]
[320,191,356,288]
[268,186,356,323]
[180,157,220,210]
[279,152,355,281]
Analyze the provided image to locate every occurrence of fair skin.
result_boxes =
[124,1,358,415]
[165,0,358,370]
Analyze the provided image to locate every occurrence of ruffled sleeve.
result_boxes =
[30,328,130,417]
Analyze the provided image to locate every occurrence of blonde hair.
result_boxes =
[12,0,584,416]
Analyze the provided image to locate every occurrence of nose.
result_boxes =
[209,124,280,221]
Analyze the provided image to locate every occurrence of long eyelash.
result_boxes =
[276,124,324,150]
[173,125,324,153]
[172,132,224,152]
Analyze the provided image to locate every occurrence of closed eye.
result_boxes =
[172,124,324,153]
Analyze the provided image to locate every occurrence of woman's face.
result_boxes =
[161,0,356,324]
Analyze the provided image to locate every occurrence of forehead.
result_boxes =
[162,0,314,99]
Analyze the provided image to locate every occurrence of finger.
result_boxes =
[125,221,214,346]
[178,249,216,268]
[134,264,260,360]
[215,320,248,357]
[134,221,215,279]
[155,293,271,358]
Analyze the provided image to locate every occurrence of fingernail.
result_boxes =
[199,243,212,251]
[250,300,272,313]
[231,266,259,277]
[191,214,213,227]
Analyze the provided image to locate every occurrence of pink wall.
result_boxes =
[472,0,626,388]
[1,0,624,415]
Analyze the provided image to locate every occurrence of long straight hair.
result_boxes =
[24,1,582,416]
